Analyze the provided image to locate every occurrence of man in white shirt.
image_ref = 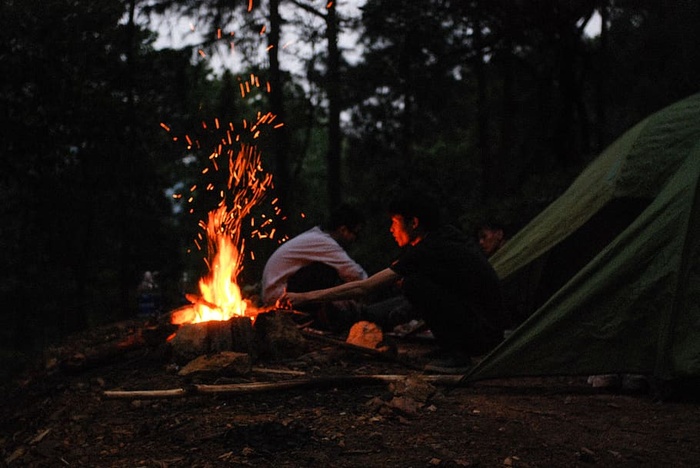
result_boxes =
[261,204,368,330]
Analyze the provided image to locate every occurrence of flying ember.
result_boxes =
[165,90,277,325]
[171,205,253,325]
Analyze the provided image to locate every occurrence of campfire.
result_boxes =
[157,94,313,365]
[167,105,277,328]
[156,78,394,370]
[170,204,259,326]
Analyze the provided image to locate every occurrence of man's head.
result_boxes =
[387,192,441,247]
[477,222,506,256]
[323,203,364,246]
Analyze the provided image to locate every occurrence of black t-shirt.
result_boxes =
[390,225,508,328]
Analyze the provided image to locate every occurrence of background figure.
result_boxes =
[261,203,368,331]
[477,221,508,257]
[136,271,161,318]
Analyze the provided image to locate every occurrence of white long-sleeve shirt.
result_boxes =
[261,226,368,305]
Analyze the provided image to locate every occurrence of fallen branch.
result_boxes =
[58,333,147,374]
[252,366,307,376]
[105,388,189,399]
[103,374,465,400]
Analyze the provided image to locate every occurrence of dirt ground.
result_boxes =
[2,318,700,468]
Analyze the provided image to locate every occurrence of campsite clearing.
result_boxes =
[6,93,700,468]
[2,320,699,467]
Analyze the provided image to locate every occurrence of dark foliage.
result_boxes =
[0,0,209,361]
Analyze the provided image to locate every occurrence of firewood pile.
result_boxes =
[43,310,460,405]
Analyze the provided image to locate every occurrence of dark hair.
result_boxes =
[387,192,441,231]
[475,219,507,237]
[477,220,505,230]
[322,203,365,231]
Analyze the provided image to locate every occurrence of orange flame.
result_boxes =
[171,208,255,325]
[171,142,273,325]
[164,71,279,327]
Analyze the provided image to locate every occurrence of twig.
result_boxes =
[296,320,315,329]
[252,366,307,376]
[185,293,221,312]
[104,388,188,399]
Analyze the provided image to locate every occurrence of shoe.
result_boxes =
[392,319,427,336]
[587,374,622,389]
[621,374,649,393]
[423,353,473,374]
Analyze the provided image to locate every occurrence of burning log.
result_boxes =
[169,316,256,365]
[254,310,308,360]
[184,293,220,312]
[49,321,176,375]
[141,322,180,347]
[57,333,147,374]
[167,309,311,366]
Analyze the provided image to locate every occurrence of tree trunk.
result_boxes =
[473,4,490,203]
[268,0,291,212]
[595,2,609,151]
[496,24,516,199]
[326,2,342,210]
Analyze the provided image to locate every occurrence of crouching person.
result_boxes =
[261,203,368,332]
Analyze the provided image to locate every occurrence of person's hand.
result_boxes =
[276,291,307,310]
[275,295,292,310]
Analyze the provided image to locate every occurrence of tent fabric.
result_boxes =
[464,93,700,383]
[490,93,700,280]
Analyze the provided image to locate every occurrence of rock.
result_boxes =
[178,351,252,377]
[346,321,389,351]
[387,395,422,416]
[388,375,436,403]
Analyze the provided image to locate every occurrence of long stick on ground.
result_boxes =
[103,374,465,400]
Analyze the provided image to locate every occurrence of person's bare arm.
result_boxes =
[282,268,399,307]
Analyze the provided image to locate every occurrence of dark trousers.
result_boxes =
[402,274,502,356]
[286,262,341,293]
[287,262,357,332]
[362,295,418,331]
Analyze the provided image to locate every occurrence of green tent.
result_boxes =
[464,93,700,383]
